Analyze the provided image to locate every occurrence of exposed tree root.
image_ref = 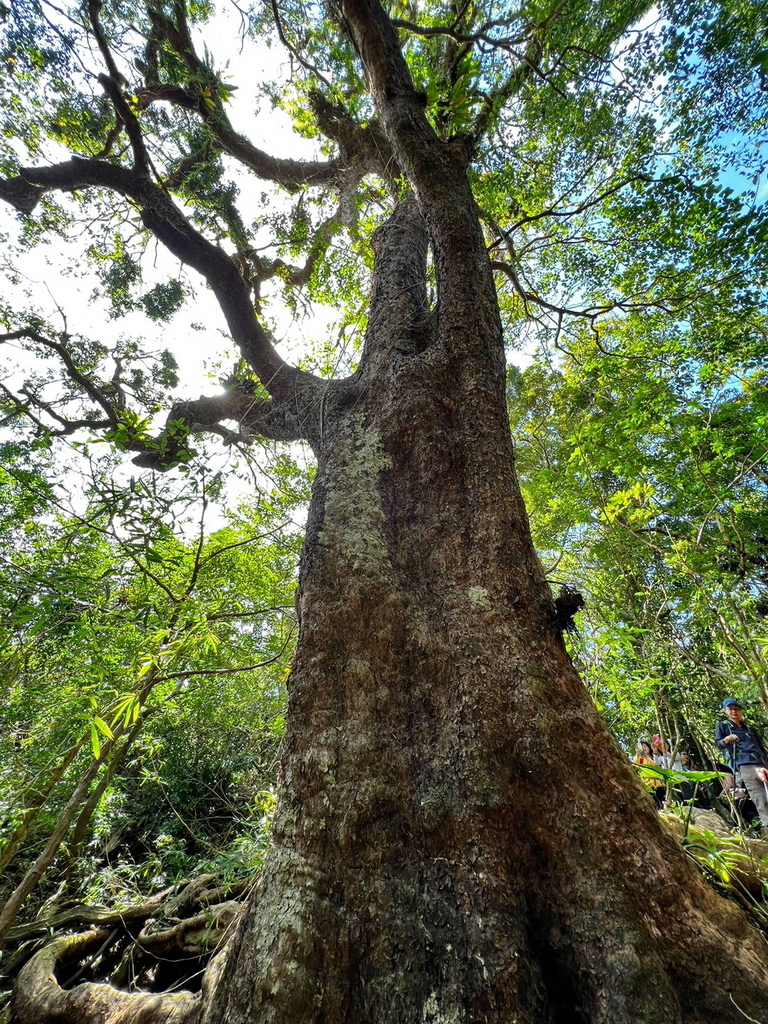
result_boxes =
[6,875,246,1024]
[8,825,768,1024]
[4,888,177,947]
[12,931,199,1024]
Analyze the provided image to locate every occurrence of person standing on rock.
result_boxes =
[715,698,768,836]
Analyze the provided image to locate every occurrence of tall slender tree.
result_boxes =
[2,0,768,1020]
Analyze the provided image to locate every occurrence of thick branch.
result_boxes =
[188,118,342,191]
[340,0,503,359]
[87,0,150,174]
[310,92,401,191]
[145,6,394,189]
[132,82,394,195]
[340,0,451,195]
[360,197,431,373]
[390,15,530,45]
[131,83,342,190]
[0,175,45,214]
[131,384,317,469]
[0,159,320,399]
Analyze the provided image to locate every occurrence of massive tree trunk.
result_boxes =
[186,205,768,1024]
[11,156,768,1024]
[12,205,768,1020]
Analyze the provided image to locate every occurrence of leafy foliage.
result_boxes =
[510,306,768,751]
[0,450,304,918]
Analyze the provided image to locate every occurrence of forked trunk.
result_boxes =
[6,0,768,1018]
[194,218,768,1024]
[11,196,768,1024]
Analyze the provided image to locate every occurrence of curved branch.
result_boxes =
[205,127,341,191]
[0,328,119,418]
[267,0,334,91]
[0,159,320,399]
[0,379,113,437]
[133,77,396,194]
[310,92,401,191]
[87,0,150,174]
[490,259,676,323]
[132,85,342,190]
[146,4,397,189]
[504,173,680,233]
[390,15,531,47]
[0,323,322,465]
[137,6,341,191]
[237,195,357,308]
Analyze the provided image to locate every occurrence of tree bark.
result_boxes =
[11,199,768,1024]
[190,206,768,1024]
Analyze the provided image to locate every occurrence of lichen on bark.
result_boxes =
[316,409,394,581]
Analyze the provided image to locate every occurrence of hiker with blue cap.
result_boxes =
[715,698,768,836]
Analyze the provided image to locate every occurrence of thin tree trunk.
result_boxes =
[0,731,125,946]
[65,716,146,885]
[0,670,162,945]
[0,737,87,876]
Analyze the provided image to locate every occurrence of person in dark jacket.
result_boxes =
[715,698,768,835]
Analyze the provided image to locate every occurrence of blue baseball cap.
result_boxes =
[722,698,742,708]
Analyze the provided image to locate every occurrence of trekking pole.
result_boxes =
[729,728,746,831]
